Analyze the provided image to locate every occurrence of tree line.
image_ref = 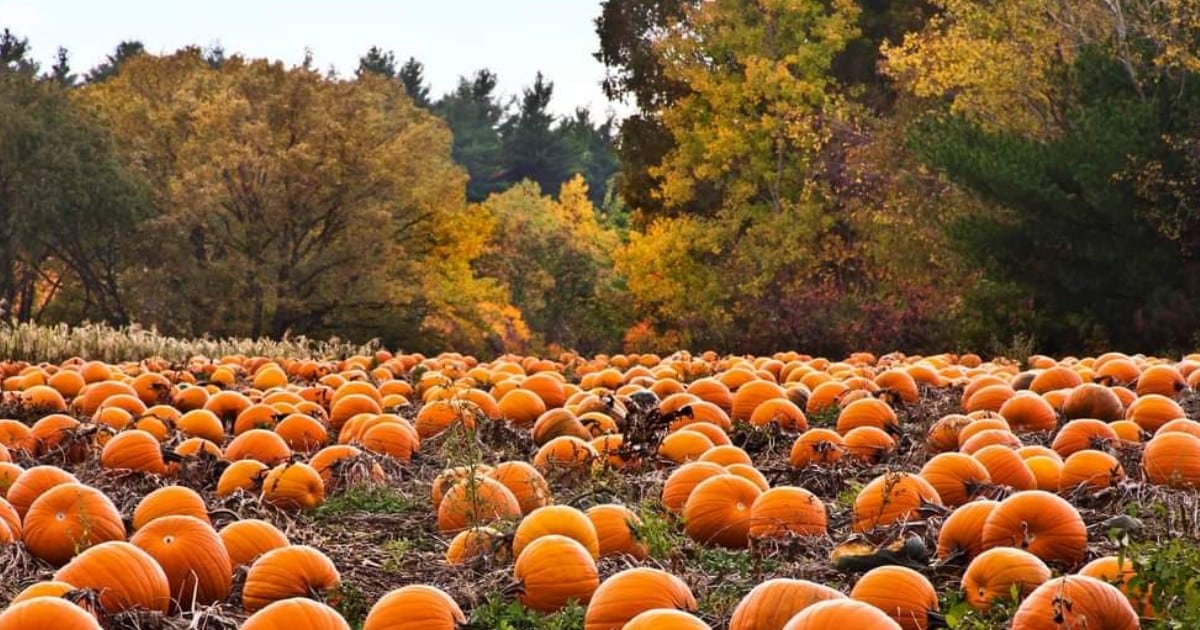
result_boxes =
[2,0,1199,357]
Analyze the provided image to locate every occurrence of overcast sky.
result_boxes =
[2,0,630,117]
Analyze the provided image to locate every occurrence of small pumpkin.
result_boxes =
[262,462,326,510]
[485,461,551,514]
[436,475,521,533]
[133,485,210,530]
[623,609,711,629]
[919,453,991,507]
[586,504,648,559]
[445,526,507,565]
[935,499,999,562]
[748,486,826,539]
[217,459,269,496]
[789,429,845,468]
[512,505,601,560]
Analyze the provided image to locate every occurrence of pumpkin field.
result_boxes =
[0,341,1198,629]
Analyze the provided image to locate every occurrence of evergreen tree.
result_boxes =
[500,72,571,195]
[357,46,397,79]
[85,41,145,83]
[398,57,431,108]
[47,47,76,86]
[435,69,509,202]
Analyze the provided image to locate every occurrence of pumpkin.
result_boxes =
[956,417,1011,445]
[919,453,991,507]
[729,578,845,630]
[698,444,754,467]
[996,391,1058,432]
[22,482,125,566]
[362,585,466,630]
[1058,450,1124,493]
[1079,555,1154,617]
[133,485,210,529]
[1142,430,1200,488]
[415,400,477,439]
[688,377,734,413]
[242,598,350,630]
[1062,384,1123,422]
[964,384,1015,414]
[225,429,292,466]
[1124,394,1185,434]
[513,505,601,560]
[0,596,102,630]
[436,475,521,533]
[972,444,1036,490]
[130,515,232,611]
[935,499,998,561]
[532,409,590,446]
[668,402,733,433]
[658,429,716,463]
[748,486,826,539]
[234,404,281,435]
[532,436,598,472]
[1011,575,1139,629]
[1135,364,1186,399]
[498,388,546,427]
[623,609,711,629]
[485,461,551,514]
[219,518,289,567]
[0,497,20,537]
[843,426,896,464]
[1029,366,1082,394]
[782,599,902,629]
[1108,420,1144,443]
[242,545,341,613]
[100,429,166,475]
[732,381,788,421]
[262,462,325,510]
[1026,456,1064,492]
[959,429,1022,454]
[748,398,808,430]
[217,459,269,496]
[445,526,507,565]
[586,504,648,559]
[274,414,328,453]
[850,566,938,630]
[927,415,973,453]
[513,534,599,613]
[961,547,1051,611]
[5,465,75,519]
[55,541,170,613]
[836,398,899,435]
[683,474,762,548]
[980,490,1086,566]
[9,581,76,604]
[789,429,845,468]
[584,567,697,630]
[852,473,942,533]
[29,414,84,461]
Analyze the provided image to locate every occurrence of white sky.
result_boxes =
[1,0,632,118]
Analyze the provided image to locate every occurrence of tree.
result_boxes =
[357,45,397,79]
[436,69,509,202]
[500,73,572,195]
[85,40,145,83]
[559,108,619,207]
[398,57,431,108]
[80,50,505,351]
[48,47,76,86]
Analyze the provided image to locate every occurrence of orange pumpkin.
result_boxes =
[980,490,1086,566]
[130,515,232,611]
[242,545,341,613]
[748,486,827,539]
[836,398,899,435]
[661,462,728,514]
[1011,575,1139,629]
[843,426,896,464]
[972,444,1036,491]
[0,596,103,630]
[781,599,902,629]
[363,585,466,630]
[935,499,998,562]
[55,541,171,613]
[225,429,292,466]
[486,461,551,514]
[444,526,507,565]
[683,474,762,548]
[919,453,991,507]
[961,546,1051,611]
[852,473,942,533]
[1125,394,1185,434]
[584,567,697,630]
[658,429,715,463]
[623,609,711,629]
[789,429,845,468]
[217,459,269,497]
[6,465,77,519]
[261,462,325,510]
[513,534,599,613]
[133,485,210,530]
[1062,384,1123,422]
[242,598,350,630]
[219,518,290,567]
[927,414,973,453]
[512,505,600,560]
[850,565,938,630]
[729,578,846,630]
[1135,364,1186,399]
[23,482,125,565]
[100,429,166,475]
[436,476,521,533]
[1058,450,1124,493]
[1079,555,1154,617]
[1142,430,1200,488]
[532,436,597,472]
[585,504,648,559]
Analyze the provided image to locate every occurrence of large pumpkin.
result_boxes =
[729,578,845,630]
[55,541,171,613]
[1011,575,1139,629]
[584,567,697,630]
[919,453,991,507]
[513,534,599,613]
[683,474,762,548]
[99,429,167,475]
[242,545,341,613]
[219,518,290,567]
[748,486,826,539]
[130,515,232,611]
[7,465,77,519]
[1142,431,1200,488]
[782,599,902,629]
[23,482,125,565]
[132,485,210,530]
[363,585,466,630]
[850,566,938,630]
[0,596,103,630]
[980,491,1086,566]
[852,473,942,533]
[436,475,521,533]
[242,598,350,630]
[512,505,600,560]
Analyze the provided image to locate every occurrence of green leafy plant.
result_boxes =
[468,594,586,630]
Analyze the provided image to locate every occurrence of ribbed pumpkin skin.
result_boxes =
[729,578,845,630]
[1143,431,1200,488]
[972,445,1036,491]
[852,473,942,533]
[782,599,902,629]
[0,596,103,630]
[850,566,938,630]
[55,541,171,613]
[513,534,599,613]
[444,526,507,565]
[623,609,712,629]
[1011,576,1139,630]
[584,567,697,630]
[242,598,350,630]
[362,585,466,630]
[935,499,999,561]
[1062,384,1124,422]
[1058,450,1124,492]
[133,485,210,530]
[242,545,341,613]
[1052,419,1120,458]
[920,453,991,507]
[661,462,727,514]
[436,476,521,533]
[748,486,826,539]
[261,463,325,510]
[586,504,648,559]
[683,474,762,549]
[130,515,232,611]
[981,491,1086,566]
[9,581,75,604]
[219,519,290,567]
[512,505,600,560]
[217,459,269,497]
[100,429,166,475]
[789,428,845,468]
[962,547,1051,612]
[1125,394,1184,433]
[486,461,551,514]
[23,483,125,566]
[7,465,77,519]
